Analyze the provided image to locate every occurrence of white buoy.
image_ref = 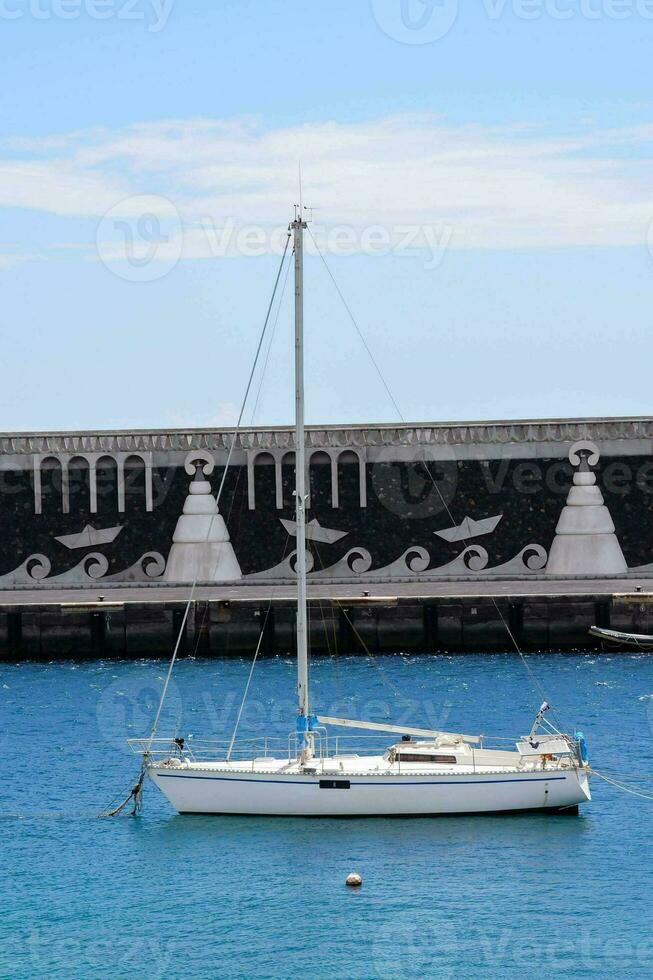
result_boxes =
[345,872,362,888]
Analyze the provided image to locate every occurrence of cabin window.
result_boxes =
[319,779,351,789]
[396,754,457,764]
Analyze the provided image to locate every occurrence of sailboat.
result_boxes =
[130,211,592,816]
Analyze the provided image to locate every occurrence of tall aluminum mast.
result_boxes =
[291,209,312,759]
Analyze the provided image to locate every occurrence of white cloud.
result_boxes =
[2,114,653,253]
[0,245,41,270]
[160,403,241,428]
[208,402,241,426]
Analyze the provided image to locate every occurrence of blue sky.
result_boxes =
[1,0,652,430]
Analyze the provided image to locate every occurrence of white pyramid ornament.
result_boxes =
[164,455,242,583]
[546,440,627,576]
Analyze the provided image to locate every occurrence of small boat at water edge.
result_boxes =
[589,626,653,651]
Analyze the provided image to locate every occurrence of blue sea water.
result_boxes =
[1,651,652,979]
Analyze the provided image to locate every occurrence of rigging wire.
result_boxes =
[307,224,653,801]
[308,227,403,422]
[222,250,296,755]
[94,217,653,811]
[306,225,554,719]
[337,602,427,702]
[226,608,271,760]
[186,238,293,662]
[211,252,295,755]
[310,540,344,704]
[144,232,292,753]
[100,234,292,817]
[223,527,296,756]
[251,250,292,425]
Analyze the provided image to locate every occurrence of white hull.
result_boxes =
[149,764,590,817]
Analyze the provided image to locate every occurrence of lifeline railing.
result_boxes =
[128,731,585,770]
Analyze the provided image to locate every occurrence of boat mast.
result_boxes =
[291,207,312,760]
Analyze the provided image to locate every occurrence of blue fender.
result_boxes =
[575,731,589,764]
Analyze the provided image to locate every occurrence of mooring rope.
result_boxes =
[0,810,102,820]
[589,767,653,802]
[100,769,145,818]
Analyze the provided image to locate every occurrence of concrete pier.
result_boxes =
[1,578,651,660]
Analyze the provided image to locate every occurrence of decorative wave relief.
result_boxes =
[627,562,653,574]
[3,540,652,585]
[0,554,53,586]
[246,550,317,581]
[0,551,166,586]
[244,542,548,582]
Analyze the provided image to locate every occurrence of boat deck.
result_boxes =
[158,759,565,776]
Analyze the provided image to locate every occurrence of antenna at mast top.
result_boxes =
[293,163,310,226]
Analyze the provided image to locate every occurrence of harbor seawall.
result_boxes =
[0,417,652,656]
[0,582,652,660]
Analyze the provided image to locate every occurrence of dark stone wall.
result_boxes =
[0,451,652,579]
